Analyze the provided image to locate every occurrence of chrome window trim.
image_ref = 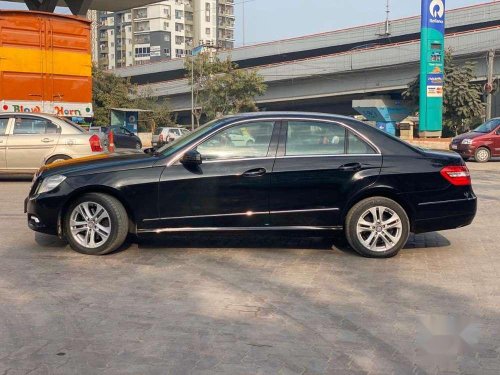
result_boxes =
[138,226,344,234]
[167,116,381,166]
[274,154,381,159]
[143,207,340,222]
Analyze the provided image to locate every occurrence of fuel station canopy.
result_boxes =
[4,0,160,15]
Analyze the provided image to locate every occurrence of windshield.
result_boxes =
[473,119,500,133]
[154,119,226,157]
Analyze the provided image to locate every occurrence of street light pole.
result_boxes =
[485,49,495,121]
[191,56,195,131]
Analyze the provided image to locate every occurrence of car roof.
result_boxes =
[0,112,60,120]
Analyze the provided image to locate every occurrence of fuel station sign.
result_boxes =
[419,0,446,137]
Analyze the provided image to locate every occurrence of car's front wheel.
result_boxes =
[474,147,491,163]
[64,193,129,255]
[345,197,410,258]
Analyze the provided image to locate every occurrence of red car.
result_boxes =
[450,118,500,162]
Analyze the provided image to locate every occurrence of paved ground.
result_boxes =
[0,161,499,375]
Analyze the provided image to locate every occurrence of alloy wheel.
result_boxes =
[69,202,111,249]
[356,206,403,252]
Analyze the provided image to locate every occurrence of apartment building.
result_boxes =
[97,0,235,70]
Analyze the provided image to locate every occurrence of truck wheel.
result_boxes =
[345,197,410,258]
[64,193,129,255]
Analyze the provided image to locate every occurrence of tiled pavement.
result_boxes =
[0,161,499,375]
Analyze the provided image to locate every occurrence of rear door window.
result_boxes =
[286,121,346,156]
[347,131,377,154]
[13,118,59,135]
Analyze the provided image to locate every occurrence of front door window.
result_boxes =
[197,122,275,160]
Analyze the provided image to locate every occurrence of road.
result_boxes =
[0,162,499,375]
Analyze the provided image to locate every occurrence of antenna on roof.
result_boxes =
[383,0,391,36]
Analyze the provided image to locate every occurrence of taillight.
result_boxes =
[89,134,103,152]
[440,165,471,186]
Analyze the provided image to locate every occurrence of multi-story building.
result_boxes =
[97,0,235,70]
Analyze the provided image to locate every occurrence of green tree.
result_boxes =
[92,65,175,130]
[403,50,484,136]
[185,53,266,127]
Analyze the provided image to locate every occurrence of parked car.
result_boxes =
[450,118,500,162]
[152,127,190,148]
[26,112,477,258]
[0,113,107,174]
[89,126,142,150]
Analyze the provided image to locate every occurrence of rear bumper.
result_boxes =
[413,196,477,234]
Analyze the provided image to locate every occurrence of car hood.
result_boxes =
[452,131,485,141]
[38,152,159,177]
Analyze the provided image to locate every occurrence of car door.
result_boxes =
[0,117,11,169]
[270,119,382,228]
[495,126,500,156]
[6,116,61,170]
[152,120,280,230]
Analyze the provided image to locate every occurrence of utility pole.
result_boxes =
[242,1,246,46]
[485,49,495,121]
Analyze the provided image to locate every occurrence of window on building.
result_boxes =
[206,28,211,35]
[205,2,211,22]
[135,47,151,58]
[175,10,183,19]
[175,36,184,44]
[175,23,184,32]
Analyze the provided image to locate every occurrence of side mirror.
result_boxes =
[181,150,202,165]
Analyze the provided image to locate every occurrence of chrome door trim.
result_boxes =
[271,208,340,214]
[143,207,340,222]
[143,210,269,222]
[138,226,343,234]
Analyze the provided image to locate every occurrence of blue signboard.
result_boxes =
[421,0,445,33]
[125,112,138,134]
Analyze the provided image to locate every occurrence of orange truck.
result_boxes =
[0,10,93,117]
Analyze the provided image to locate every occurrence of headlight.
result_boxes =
[37,175,66,194]
[461,139,473,145]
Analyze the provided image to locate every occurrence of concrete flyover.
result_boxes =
[139,27,500,119]
[113,2,500,121]
[3,0,160,15]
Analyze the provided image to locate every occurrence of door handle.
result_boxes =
[41,138,54,143]
[242,168,267,177]
[339,162,362,172]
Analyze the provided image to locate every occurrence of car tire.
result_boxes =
[46,155,71,165]
[135,142,142,150]
[345,197,410,258]
[474,147,491,163]
[64,193,129,255]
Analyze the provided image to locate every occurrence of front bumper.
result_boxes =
[450,143,475,158]
[25,195,60,235]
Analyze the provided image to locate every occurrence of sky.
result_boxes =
[0,0,496,47]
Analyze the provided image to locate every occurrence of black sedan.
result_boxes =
[90,126,143,150]
[25,112,477,258]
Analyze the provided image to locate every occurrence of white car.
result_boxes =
[152,127,190,147]
[0,113,108,174]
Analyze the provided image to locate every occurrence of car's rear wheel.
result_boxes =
[64,193,128,255]
[46,155,71,165]
[345,197,410,258]
[474,147,491,163]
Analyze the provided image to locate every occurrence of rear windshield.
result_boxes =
[154,128,164,135]
[59,117,86,133]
